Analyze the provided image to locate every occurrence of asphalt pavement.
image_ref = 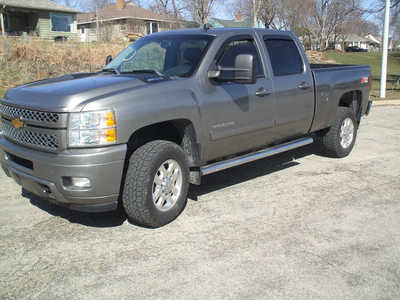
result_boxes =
[0,105,399,299]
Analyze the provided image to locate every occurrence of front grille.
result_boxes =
[1,122,60,151]
[0,103,64,127]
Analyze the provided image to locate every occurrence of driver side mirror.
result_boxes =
[208,54,256,84]
[105,55,113,65]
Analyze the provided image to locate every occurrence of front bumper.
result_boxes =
[0,136,127,212]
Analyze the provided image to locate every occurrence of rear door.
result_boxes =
[263,36,314,140]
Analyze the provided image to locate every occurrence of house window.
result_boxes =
[146,22,159,35]
[152,22,158,33]
[120,19,127,32]
[51,13,73,32]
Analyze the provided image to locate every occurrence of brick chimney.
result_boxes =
[234,13,244,21]
[116,0,126,9]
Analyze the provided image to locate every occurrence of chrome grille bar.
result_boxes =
[0,120,66,152]
[0,103,67,128]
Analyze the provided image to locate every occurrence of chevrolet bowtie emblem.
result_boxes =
[11,117,24,129]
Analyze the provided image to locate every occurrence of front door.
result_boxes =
[201,36,277,161]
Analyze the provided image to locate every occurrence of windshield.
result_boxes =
[104,35,214,78]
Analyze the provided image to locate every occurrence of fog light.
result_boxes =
[63,176,91,189]
[71,177,91,188]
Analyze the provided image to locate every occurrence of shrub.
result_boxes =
[0,38,129,91]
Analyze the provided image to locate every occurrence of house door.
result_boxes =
[80,27,86,42]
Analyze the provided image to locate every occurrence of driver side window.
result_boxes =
[217,39,264,78]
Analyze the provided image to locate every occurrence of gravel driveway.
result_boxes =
[1,105,399,299]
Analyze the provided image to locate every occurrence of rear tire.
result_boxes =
[322,107,358,158]
[122,140,189,228]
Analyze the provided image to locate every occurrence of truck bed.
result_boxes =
[309,63,371,133]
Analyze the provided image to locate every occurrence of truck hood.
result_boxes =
[1,73,149,112]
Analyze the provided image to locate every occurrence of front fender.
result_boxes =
[82,78,202,145]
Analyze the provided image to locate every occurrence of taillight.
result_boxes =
[362,75,373,91]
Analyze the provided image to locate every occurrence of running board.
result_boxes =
[200,137,313,176]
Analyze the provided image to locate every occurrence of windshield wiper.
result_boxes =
[120,69,169,79]
[102,67,120,75]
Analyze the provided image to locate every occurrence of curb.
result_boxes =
[372,100,400,106]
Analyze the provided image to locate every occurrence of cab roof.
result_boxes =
[151,27,292,38]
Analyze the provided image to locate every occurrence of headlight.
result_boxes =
[68,110,117,147]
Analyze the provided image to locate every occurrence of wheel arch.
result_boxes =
[125,119,201,168]
[337,90,363,122]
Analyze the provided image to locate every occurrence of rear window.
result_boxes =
[264,39,304,76]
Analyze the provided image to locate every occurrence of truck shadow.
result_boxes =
[188,141,324,201]
[22,138,324,228]
[25,191,127,228]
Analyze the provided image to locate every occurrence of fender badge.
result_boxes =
[11,118,24,129]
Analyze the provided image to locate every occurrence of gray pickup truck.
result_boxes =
[0,28,372,227]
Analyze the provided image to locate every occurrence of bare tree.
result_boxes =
[230,0,280,28]
[88,0,113,10]
[231,0,314,30]
[185,0,217,25]
[150,0,182,18]
[54,0,84,10]
[309,0,362,50]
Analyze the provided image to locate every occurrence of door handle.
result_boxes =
[297,82,311,90]
[255,88,272,97]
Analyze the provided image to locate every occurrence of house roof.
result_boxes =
[77,2,176,24]
[0,0,80,13]
[344,34,369,43]
[365,34,381,44]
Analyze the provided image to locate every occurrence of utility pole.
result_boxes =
[0,5,6,37]
[96,8,100,41]
[252,0,257,28]
[380,0,391,98]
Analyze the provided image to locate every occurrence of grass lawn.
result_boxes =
[0,89,6,98]
[324,51,400,100]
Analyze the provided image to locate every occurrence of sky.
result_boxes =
[212,0,386,27]
[211,0,385,23]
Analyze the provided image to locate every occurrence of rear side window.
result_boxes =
[264,39,303,76]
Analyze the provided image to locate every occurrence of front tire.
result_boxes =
[322,107,358,158]
[122,140,189,228]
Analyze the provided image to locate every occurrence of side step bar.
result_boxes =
[200,137,313,176]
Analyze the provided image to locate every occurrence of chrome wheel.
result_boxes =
[152,159,183,211]
[340,117,354,149]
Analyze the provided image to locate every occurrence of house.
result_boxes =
[208,14,264,29]
[365,34,394,51]
[77,0,184,42]
[0,0,80,40]
[341,34,369,50]
[327,34,370,51]
[365,34,381,50]
[302,34,378,51]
